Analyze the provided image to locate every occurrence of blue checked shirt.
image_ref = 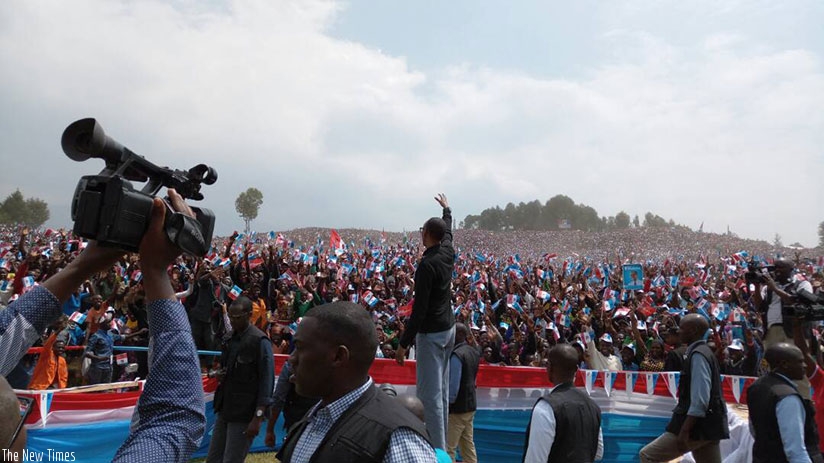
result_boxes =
[0,286,62,376]
[291,378,437,463]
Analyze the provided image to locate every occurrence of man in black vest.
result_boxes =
[447,323,480,463]
[207,296,274,463]
[640,314,729,463]
[277,301,436,462]
[523,343,603,463]
[748,343,823,463]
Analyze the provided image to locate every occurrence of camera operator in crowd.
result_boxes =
[753,258,814,398]
[754,259,813,348]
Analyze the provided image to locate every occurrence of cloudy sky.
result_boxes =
[1,0,822,245]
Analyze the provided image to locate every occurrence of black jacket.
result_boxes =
[400,207,455,348]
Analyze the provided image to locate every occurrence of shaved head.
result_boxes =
[397,394,425,423]
[680,313,709,345]
[765,343,806,380]
[548,344,580,383]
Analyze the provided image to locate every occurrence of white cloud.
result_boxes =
[0,0,821,245]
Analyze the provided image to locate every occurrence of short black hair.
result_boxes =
[304,302,378,372]
[231,296,253,313]
[423,217,447,241]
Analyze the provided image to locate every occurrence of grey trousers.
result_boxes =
[415,325,456,450]
[206,413,252,463]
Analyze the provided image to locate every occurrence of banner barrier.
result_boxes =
[18,354,754,463]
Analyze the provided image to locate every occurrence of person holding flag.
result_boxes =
[396,193,456,451]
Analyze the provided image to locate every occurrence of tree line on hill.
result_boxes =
[461,194,686,232]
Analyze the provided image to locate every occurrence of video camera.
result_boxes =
[62,118,216,257]
[744,261,775,285]
[783,288,824,322]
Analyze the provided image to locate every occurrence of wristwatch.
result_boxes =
[255,409,264,418]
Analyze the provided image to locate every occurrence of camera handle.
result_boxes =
[162,199,210,257]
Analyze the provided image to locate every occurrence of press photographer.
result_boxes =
[751,259,814,348]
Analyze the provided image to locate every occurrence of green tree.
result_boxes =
[632,215,640,228]
[643,212,668,228]
[0,190,50,228]
[477,206,505,231]
[0,190,26,223]
[543,195,576,230]
[235,187,264,234]
[615,211,630,229]
[463,214,480,229]
[24,198,50,228]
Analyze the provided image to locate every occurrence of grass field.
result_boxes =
[192,452,278,462]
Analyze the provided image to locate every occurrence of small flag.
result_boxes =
[69,311,87,324]
[398,299,414,317]
[665,372,680,399]
[645,373,659,396]
[604,371,618,397]
[228,285,243,300]
[625,372,638,398]
[115,353,129,366]
[363,291,379,308]
[731,376,744,403]
[584,370,597,396]
[536,290,551,303]
[613,307,630,318]
[329,229,343,251]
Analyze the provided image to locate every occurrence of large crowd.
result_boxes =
[1,222,821,390]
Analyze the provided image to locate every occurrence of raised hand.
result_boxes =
[434,193,449,209]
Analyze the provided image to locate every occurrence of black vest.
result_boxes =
[748,373,824,463]
[523,383,601,463]
[277,385,431,463]
[665,341,729,441]
[214,324,268,422]
[449,342,480,414]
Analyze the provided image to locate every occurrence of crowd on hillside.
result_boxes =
[1,223,822,390]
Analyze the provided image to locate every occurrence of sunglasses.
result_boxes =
[8,396,33,448]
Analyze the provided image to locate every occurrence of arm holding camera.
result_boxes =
[112,190,205,463]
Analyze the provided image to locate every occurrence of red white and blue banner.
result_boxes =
[18,355,754,463]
